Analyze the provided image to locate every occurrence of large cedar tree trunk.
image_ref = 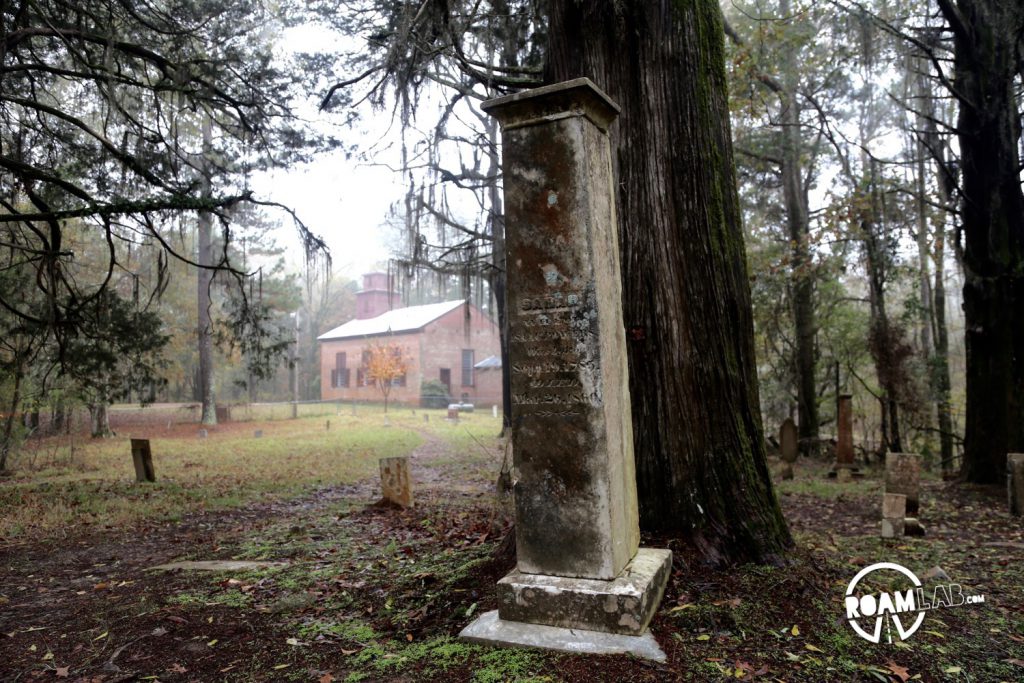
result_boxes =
[545,0,791,564]
[942,0,1024,483]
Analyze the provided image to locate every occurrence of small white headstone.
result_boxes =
[881,492,906,539]
[881,518,905,539]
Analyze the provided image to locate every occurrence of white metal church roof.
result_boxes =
[317,300,466,341]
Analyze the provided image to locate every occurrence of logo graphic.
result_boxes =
[845,562,985,644]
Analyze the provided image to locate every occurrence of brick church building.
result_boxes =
[318,273,502,406]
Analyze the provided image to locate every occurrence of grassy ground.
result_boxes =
[2,415,1022,682]
[0,404,459,539]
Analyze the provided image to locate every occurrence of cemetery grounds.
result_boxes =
[1,405,1022,682]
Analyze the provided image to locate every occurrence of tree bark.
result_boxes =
[916,45,956,474]
[51,402,66,436]
[485,115,512,436]
[89,403,111,438]
[290,311,299,419]
[197,116,217,426]
[913,92,937,459]
[778,0,819,458]
[859,156,903,456]
[933,238,954,472]
[0,360,24,471]
[942,0,1024,483]
[915,168,934,358]
[545,0,791,564]
[864,236,902,456]
[932,164,955,473]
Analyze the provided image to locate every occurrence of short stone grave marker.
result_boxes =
[379,456,413,508]
[779,418,797,480]
[1008,453,1024,516]
[885,452,921,515]
[130,438,156,483]
[881,493,906,538]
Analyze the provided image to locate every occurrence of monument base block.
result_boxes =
[495,548,671,636]
[828,465,864,479]
[459,610,667,662]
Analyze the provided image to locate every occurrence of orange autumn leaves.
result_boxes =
[362,340,412,412]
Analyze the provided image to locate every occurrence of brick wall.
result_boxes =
[417,305,501,406]
[319,332,421,404]
[319,302,500,406]
[474,367,503,409]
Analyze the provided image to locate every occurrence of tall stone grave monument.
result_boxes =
[779,418,798,480]
[459,79,671,660]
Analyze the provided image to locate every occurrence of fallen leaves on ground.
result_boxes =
[885,661,911,682]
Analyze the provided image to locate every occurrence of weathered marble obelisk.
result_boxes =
[459,79,671,661]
